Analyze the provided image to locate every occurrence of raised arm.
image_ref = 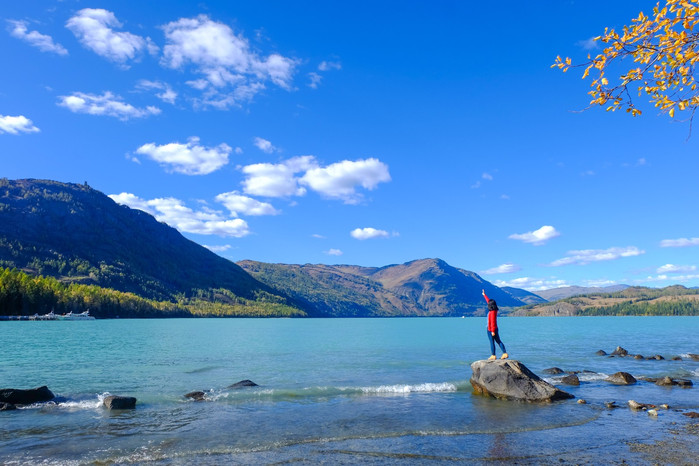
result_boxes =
[482,289,490,303]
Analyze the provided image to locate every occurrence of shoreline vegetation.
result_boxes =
[2,266,698,319]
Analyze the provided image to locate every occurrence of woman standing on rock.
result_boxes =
[482,289,508,361]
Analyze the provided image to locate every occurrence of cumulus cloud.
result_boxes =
[203,244,232,253]
[0,114,40,134]
[325,248,343,256]
[318,61,341,71]
[656,264,697,274]
[66,8,155,64]
[57,91,161,120]
[660,237,699,248]
[109,193,250,237]
[548,246,644,267]
[300,158,391,204]
[253,137,278,153]
[481,263,522,275]
[509,225,560,246]
[493,277,568,291]
[8,20,68,55]
[215,191,280,216]
[135,137,231,175]
[137,80,177,104]
[160,15,297,108]
[241,156,316,197]
[350,228,390,240]
[308,72,322,89]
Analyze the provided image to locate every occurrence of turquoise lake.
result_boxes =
[1,316,698,464]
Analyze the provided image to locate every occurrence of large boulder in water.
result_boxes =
[470,360,574,402]
[606,372,637,385]
[0,386,55,405]
[228,380,258,389]
[103,395,137,410]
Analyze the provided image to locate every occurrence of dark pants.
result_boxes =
[488,329,506,355]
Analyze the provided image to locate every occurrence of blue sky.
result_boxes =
[2,0,698,291]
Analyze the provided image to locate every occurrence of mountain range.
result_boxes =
[1,178,539,317]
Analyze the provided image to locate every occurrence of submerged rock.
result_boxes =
[184,391,207,401]
[611,346,629,357]
[671,356,682,361]
[633,354,644,360]
[605,401,618,409]
[0,386,55,405]
[560,374,580,386]
[606,372,637,385]
[0,402,17,411]
[542,367,565,375]
[470,359,574,402]
[595,350,607,356]
[103,395,137,410]
[687,354,699,361]
[683,412,699,418]
[228,380,259,389]
[628,400,655,410]
[656,377,693,388]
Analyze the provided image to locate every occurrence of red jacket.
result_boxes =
[483,292,497,332]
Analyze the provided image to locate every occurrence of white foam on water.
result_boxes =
[359,382,457,394]
[578,372,610,382]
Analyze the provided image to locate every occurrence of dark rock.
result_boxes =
[633,354,644,360]
[652,355,665,360]
[595,350,607,356]
[184,391,207,401]
[543,367,565,375]
[683,412,699,418]
[0,402,17,411]
[470,359,574,402]
[0,386,55,405]
[639,376,659,383]
[671,356,682,361]
[103,395,137,410]
[687,354,699,361]
[606,372,637,385]
[560,374,580,386]
[675,379,693,388]
[228,380,259,389]
[611,346,629,357]
[605,401,618,409]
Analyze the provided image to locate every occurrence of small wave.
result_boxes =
[359,382,457,394]
[577,372,609,382]
[16,392,109,411]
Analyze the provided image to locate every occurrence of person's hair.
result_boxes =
[488,300,498,311]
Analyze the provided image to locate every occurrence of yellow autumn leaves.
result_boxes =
[554,0,699,120]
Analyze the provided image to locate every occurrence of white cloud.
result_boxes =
[66,9,153,64]
[203,244,232,253]
[577,37,599,51]
[308,72,322,89]
[135,137,231,175]
[0,114,40,134]
[253,137,278,153]
[241,155,316,197]
[312,234,326,239]
[509,225,560,246]
[350,228,390,240]
[660,237,699,248]
[160,15,297,108]
[548,246,644,267]
[482,172,493,181]
[109,193,250,237]
[137,80,177,104]
[470,181,481,189]
[656,264,697,274]
[300,158,391,204]
[57,91,161,120]
[481,263,522,275]
[8,20,68,55]
[215,191,280,216]
[639,273,699,283]
[325,248,343,256]
[318,61,341,71]
[493,277,568,291]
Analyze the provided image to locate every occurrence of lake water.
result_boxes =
[1,317,698,464]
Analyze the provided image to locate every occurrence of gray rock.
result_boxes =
[606,372,637,385]
[560,374,580,386]
[687,354,699,361]
[470,359,574,402]
[184,391,207,401]
[652,355,665,360]
[605,401,618,409]
[542,367,565,375]
[628,400,655,410]
[0,386,55,405]
[671,356,682,361]
[577,399,587,404]
[103,395,137,410]
[228,380,259,389]
[656,376,674,386]
[633,354,644,360]
[0,402,17,411]
[611,346,629,357]
[595,350,607,356]
[675,379,693,388]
